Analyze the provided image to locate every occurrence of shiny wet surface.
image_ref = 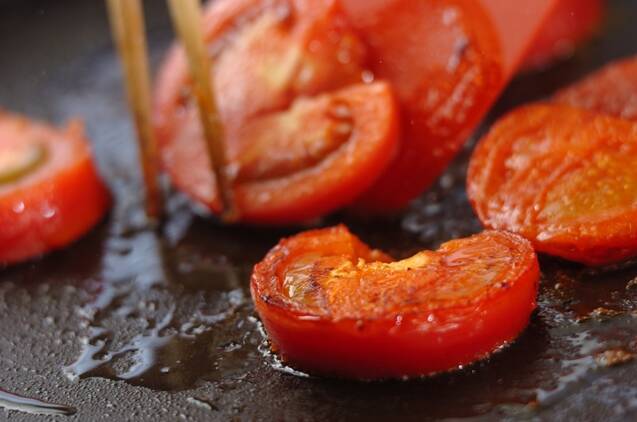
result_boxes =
[1,0,637,420]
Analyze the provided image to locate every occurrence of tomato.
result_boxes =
[554,56,637,120]
[251,225,538,379]
[478,0,562,75]
[155,0,509,221]
[159,81,399,224]
[340,0,504,213]
[0,112,110,265]
[155,0,399,224]
[468,103,637,266]
[522,0,604,71]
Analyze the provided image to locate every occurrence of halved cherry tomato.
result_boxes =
[155,0,399,224]
[522,0,604,71]
[468,103,637,266]
[251,225,538,379]
[554,55,637,120]
[159,80,399,224]
[0,111,110,265]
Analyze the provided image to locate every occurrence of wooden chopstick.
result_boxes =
[167,0,238,222]
[106,0,162,220]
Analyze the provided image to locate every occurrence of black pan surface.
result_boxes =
[1,0,637,420]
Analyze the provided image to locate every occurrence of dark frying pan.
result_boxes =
[1,0,637,420]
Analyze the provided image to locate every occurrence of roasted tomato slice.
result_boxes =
[0,111,110,265]
[522,0,604,71]
[554,55,637,120]
[342,0,504,213]
[251,225,538,379]
[468,103,637,266]
[155,0,399,224]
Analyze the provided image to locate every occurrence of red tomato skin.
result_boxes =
[251,227,539,379]
[0,119,110,265]
[342,0,505,213]
[478,0,561,76]
[522,0,604,71]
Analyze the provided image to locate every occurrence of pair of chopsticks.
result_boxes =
[106,0,237,222]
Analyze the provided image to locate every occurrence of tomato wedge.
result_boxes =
[522,0,604,71]
[155,0,399,224]
[159,81,398,224]
[251,225,538,379]
[468,103,637,266]
[0,111,110,265]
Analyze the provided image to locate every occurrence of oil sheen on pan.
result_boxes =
[1,0,637,421]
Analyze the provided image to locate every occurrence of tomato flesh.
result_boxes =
[160,82,399,224]
[251,226,538,379]
[155,0,399,223]
[468,103,637,266]
[0,142,47,185]
[0,112,110,265]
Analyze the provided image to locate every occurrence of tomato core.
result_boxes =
[0,142,47,185]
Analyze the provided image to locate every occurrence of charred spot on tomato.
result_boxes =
[176,85,192,110]
[447,37,470,72]
[0,141,48,185]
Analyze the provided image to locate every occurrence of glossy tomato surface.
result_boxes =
[468,103,637,266]
[251,225,539,379]
[155,0,505,221]
[522,0,604,70]
[342,0,504,213]
[155,0,399,224]
[0,112,110,265]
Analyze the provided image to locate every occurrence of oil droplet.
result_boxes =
[186,396,218,411]
[12,201,25,214]
[442,8,458,25]
[361,70,374,84]
[534,332,602,406]
[255,318,310,378]
[41,204,57,219]
[0,388,76,416]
